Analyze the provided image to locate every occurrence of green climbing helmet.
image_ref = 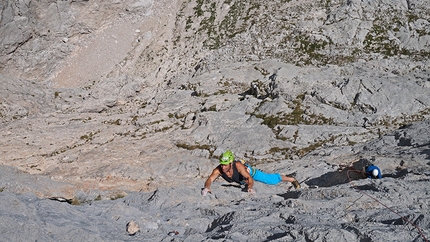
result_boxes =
[220,150,234,165]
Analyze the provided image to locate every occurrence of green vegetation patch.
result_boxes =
[268,135,339,159]
[250,94,336,157]
[295,135,337,157]
[269,147,293,159]
[103,119,121,125]
[253,95,334,129]
[193,0,261,49]
[293,34,331,65]
[110,193,126,200]
[80,130,100,141]
[363,11,429,59]
[176,142,214,157]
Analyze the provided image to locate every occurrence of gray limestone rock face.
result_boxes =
[0,0,429,241]
[0,0,429,193]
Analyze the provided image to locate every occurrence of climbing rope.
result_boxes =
[346,169,428,242]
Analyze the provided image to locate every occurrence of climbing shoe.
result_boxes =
[292,179,301,189]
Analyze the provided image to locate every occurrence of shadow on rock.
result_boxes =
[305,159,371,188]
[221,184,242,189]
[276,191,301,200]
[421,148,430,160]
[263,232,289,242]
[383,168,409,178]
[206,212,235,232]
[354,184,379,192]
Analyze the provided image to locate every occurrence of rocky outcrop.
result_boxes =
[1,58,428,194]
[1,120,429,241]
[0,0,153,81]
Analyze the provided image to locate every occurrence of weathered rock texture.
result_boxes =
[0,0,429,241]
[1,120,429,241]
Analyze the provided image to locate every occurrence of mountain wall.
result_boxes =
[0,0,429,241]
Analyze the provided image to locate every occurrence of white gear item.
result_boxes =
[372,169,379,177]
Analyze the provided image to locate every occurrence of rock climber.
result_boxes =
[365,165,382,179]
[201,150,300,196]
